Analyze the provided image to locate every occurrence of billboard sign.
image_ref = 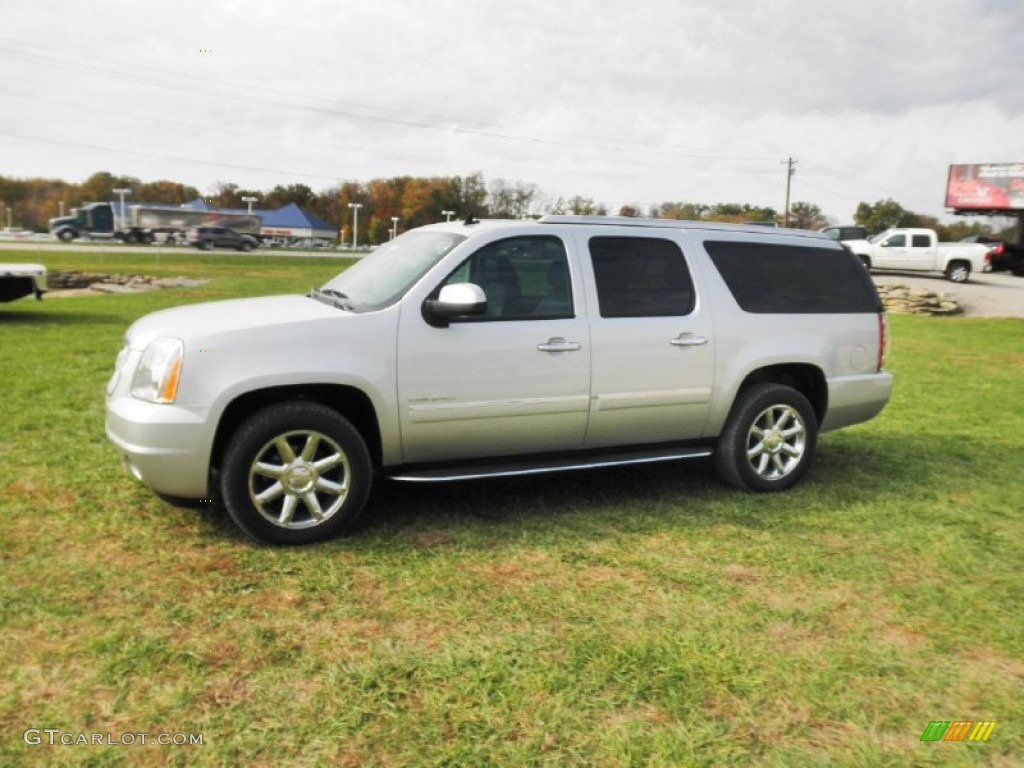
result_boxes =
[946,163,1024,211]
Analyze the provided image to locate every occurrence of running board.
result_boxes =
[387,446,713,483]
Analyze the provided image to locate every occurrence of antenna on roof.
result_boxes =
[464,213,479,226]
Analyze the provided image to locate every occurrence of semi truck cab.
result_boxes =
[49,202,116,242]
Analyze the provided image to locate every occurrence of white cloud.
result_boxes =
[1,0,1022,222]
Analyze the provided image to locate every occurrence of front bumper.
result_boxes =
[105,394,213,499]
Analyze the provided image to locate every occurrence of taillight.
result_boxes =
[877,312,889,372]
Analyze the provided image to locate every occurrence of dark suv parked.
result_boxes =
[820,225,867,242]
[187,227,258,252]
[960,235,1024,275]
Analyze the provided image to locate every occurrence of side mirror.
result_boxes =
[423,283,487,327]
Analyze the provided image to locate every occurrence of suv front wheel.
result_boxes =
[220,401,373,544]
[714,383,818,492]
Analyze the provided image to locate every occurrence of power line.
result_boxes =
[0,37,784,165]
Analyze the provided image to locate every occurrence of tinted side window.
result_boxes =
[441,235,572,320]
[886,234,906,247]
[589,237,694,317]
[911,234,930,247]
[705,241,881,314]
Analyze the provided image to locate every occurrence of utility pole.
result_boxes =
[782,156,797,228]
[348,202,363,249]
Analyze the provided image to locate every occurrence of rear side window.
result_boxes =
[705,240,881,313]
[911,234,930,247]
[589,237,694,317]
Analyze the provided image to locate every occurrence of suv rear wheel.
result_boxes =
[220,401,373,544]
[715,383,818,492]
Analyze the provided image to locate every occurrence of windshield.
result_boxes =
[868,230,892,245]
[319,230,466,311]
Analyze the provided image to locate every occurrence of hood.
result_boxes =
[126,294,345,349]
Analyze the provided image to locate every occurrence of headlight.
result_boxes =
[131,338,184,403]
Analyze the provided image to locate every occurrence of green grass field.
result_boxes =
[2,249,1022,767]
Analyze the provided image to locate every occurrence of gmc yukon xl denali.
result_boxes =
[106,217,893,543]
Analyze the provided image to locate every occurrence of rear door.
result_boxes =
[904,232,938,270]
[576,232,715,447]
[396,233,591,463]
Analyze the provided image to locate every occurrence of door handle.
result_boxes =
[670,333,708,347]
[538,338,582,353]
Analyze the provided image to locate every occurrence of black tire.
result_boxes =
[201,240,214,251]
[220,401,373,544]
[945,261,970,283]
[238,241,253,252]
[57,229,75,242]
[714,383,818,492]
[140,232,155,245]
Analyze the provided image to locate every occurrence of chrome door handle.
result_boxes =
[670,333,708,347]
[538,338,582,353]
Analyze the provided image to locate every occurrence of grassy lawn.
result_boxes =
[1,248,1022,767]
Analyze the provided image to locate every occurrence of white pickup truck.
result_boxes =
[844,228,992,283]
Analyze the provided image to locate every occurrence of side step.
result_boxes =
[387,446,713,483]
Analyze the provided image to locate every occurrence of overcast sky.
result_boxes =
[2,0,1022,223]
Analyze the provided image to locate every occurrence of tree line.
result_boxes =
[0,171,997,244]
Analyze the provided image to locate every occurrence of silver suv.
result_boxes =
[106,217,893,543]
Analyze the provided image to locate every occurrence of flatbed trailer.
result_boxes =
[0,263,46,302]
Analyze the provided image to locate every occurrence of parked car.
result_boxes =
[960,235,1024,275]
[107,216,893,544]
[187,226,258,252]
[820,225,867,242]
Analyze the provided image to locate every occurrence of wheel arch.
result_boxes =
[210,384,383,473]
[731,363,828,427]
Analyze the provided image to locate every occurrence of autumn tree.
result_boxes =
[549,196,606,215]
[80,172,140,204]
[136,179,200,205]
[263,183,315,209]
[787,201,827,230]
[653,202,712,220]
[488,179,539,219]
[854,199,920,234]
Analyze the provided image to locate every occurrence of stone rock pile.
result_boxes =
[876,284,962,315]
[48,271,208,294]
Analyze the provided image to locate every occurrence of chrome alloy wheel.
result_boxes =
[745,404,807,481]
[248,430,351,529]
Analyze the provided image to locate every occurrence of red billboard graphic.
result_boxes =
[946,163,1024,211]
